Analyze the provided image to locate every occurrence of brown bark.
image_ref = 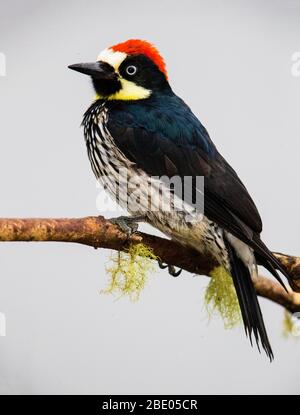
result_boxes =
[0,216,299,312]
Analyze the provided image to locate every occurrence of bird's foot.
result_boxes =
[158,260,182,277]
[110,215,145,237]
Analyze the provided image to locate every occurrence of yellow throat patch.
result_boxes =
[95,78,151,101]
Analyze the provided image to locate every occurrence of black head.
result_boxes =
[68,40,171,100]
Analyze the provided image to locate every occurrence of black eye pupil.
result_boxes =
[126,65,137,75]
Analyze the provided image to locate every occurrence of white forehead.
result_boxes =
[97,48,127,69]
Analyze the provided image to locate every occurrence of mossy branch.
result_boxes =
[0,216,299,312]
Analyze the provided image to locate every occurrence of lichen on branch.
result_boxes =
[205,266,242,329]
[103,243,158,301]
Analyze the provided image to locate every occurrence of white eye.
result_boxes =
[126,65,137,76]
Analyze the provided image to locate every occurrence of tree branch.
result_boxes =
[0,216,299,312]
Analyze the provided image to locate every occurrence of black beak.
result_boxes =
[68,61,116,80]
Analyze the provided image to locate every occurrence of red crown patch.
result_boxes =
[110,39,168,78]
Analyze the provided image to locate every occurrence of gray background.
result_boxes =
[0,0,299,394]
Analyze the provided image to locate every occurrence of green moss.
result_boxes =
[282,310,300,338]
[103,243,158,301]
[205,266,241,329]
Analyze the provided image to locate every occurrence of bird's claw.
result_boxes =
[158,260,182,277]
[110,216,139,237]
[168,265,182,277]
[158,260,168,269]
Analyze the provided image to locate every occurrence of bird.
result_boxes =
[69,39,291,360]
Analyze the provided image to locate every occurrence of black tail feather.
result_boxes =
[252,236,291,291]
[254,251,287,293]
[225,239,274,361]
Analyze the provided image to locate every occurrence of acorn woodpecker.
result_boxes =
[69,39,291,360]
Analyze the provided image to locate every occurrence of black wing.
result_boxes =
[107,121,290,285]
[108,122,261,235]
